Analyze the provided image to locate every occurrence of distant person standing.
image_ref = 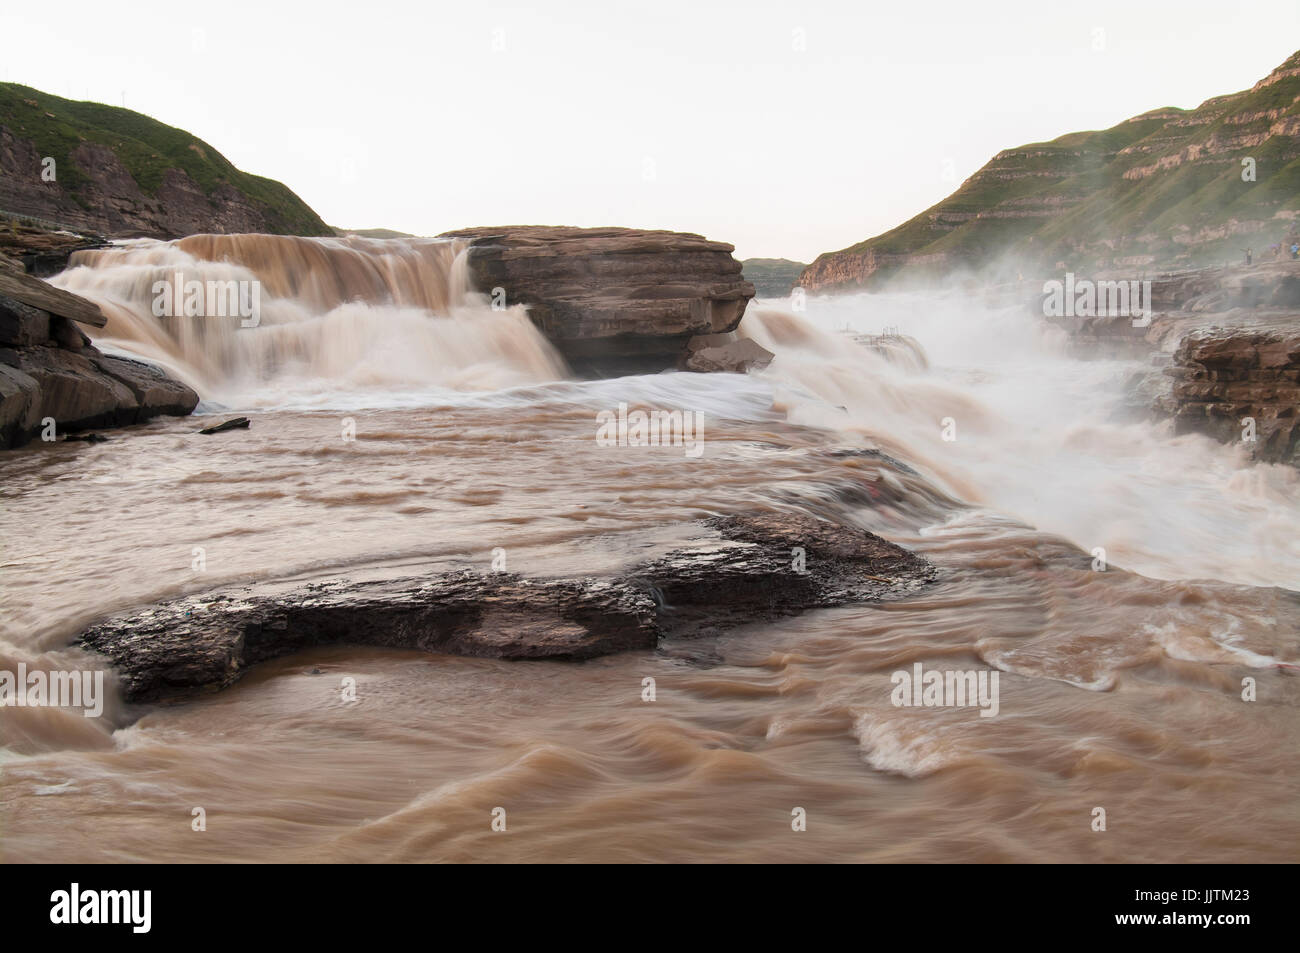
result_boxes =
[1245,248,1253,265]
[1293,243,1299,260]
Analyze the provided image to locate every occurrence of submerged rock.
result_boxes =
[682,336,775,374]
[198,416,251,435]
[79,512,936,703]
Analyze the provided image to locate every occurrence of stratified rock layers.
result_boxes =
[1165,327,1300,465]
[441,226,755,374]
[0,265,198,448]
[799,49,1300,291]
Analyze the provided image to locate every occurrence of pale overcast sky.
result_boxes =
[2,0,1297,260]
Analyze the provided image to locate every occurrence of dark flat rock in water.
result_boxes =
[79,513,936,703]
[198,416,250,435]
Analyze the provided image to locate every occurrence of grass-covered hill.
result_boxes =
[0,83,330,238]
[802,49,1300,290]
[741,258,807,297]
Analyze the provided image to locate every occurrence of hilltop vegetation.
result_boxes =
[802,50,1300,290]
[741,258,807,297]
[0,83,330,238]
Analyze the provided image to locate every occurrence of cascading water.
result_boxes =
[3,245,1296,863]
[737,295,1300,589]
[42,237,1300,588]
[50,234,568,403]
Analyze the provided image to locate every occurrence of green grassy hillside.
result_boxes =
[0,83,330,236]
[803,50,1300,289]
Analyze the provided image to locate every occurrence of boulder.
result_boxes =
[0,291,50,347]
[683,336,775,373]
[0,363,41,440]
[9,346,138,432]
[93,354,200,418]
[197,416,251,435]
[440,225,755,375]
[0,323,199,450]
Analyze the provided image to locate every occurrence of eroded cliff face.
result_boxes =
[1164,327,1300,466]
[440,226,756,374]
[801,50,1300,292]
[800,249,949,293]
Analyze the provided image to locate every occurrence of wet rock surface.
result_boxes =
[1161,326,1300,465]
[0,266,198,448]
[79,512,936,703]
[1038,262,1300,467]
[440,225,755,375]
[682,335,774,374]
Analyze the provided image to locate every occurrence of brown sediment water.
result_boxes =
[0,236,1296,862]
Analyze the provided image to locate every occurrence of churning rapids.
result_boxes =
[1,235,1296,862]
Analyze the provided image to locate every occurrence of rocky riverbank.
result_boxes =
[0,256,198,449]
[1044,260,1300,466]
[1161,326,1300,465]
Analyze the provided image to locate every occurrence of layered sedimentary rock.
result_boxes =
[1033,260,1300,465]
[1149,260,1300,313]
[0,261,198,448]
[1161,326,1300,465]
[800,49,1300,291]
[80,512,935,703]
[441,226,755,374]
[0,220,107,277]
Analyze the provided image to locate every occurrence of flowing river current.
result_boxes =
[1,236,1297,862]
